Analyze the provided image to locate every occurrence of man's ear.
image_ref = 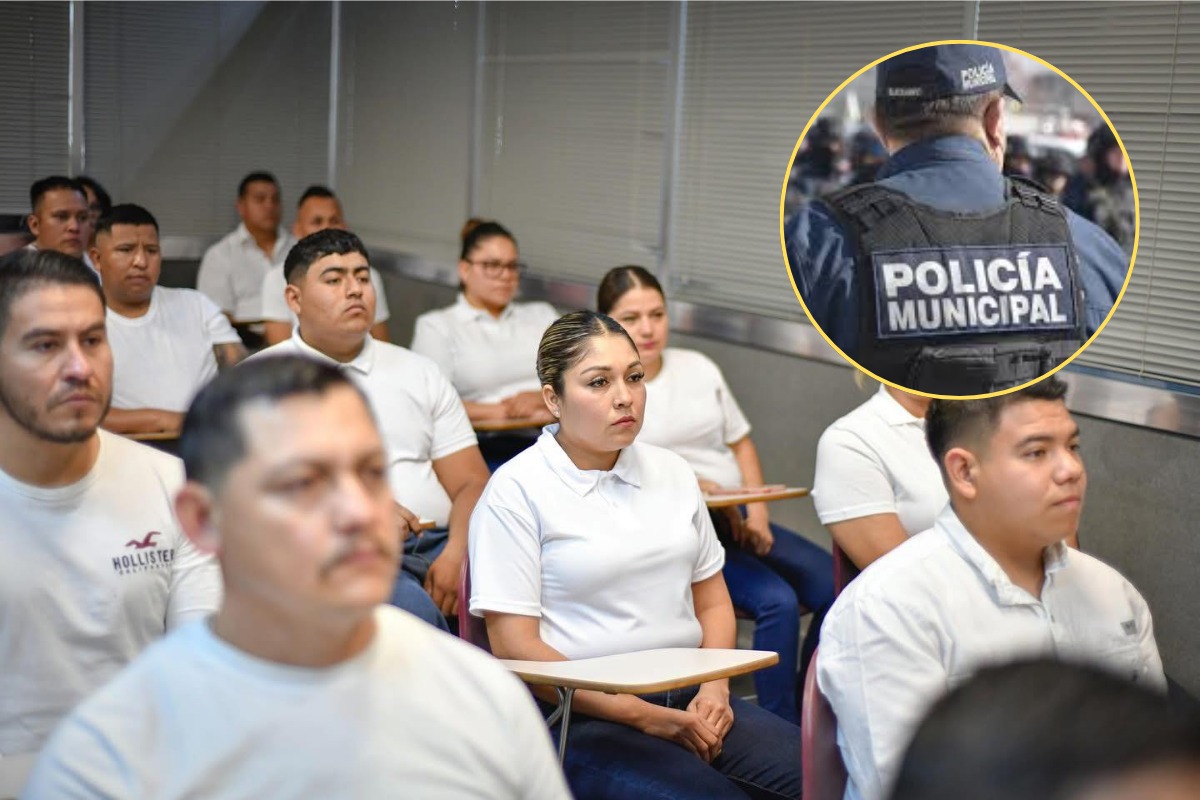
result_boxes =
[284,282,302,317]
[982,95,1006,167]
[26,213,40,238]
[541,384,560,419]
[944,447,980,502]
[175,481,222,556]
[869,106,897,154]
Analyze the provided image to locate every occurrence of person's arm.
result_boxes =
[101,408,184,436]
[485,612,725,762]
[502,391,555,422]
[427,445,490,615]
[827,513,911,571]
[687,572,737,743]
[728,435,774,556]
[212,342,247,370]
[463,400,512,423]
[262,321,291,346]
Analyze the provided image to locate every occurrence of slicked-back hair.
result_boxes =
[875,90,1002,146]
[925,376,1070,480]
[76,176,112,216]
[95,204,159,237]
[29,176,84,213]
[537,310,637,396]
[237,171,279,198]
[283,228,369,285]
[0,249,104,338]
[891,658,1200,800]
[297,185,336,207]
[179,355,370,491]
[460,218,516,261]
[596,265,665,315]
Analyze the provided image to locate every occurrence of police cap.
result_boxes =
[877,43,1022,105]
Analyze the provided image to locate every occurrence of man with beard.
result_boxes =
[0,249,220,794]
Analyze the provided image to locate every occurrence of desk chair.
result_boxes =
[456,551,491,653]
[833,543,861,596]
[801,648,848,800]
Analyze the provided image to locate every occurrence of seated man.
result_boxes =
[819,376,1165,800]
[248,230,489,628]
[94,204,246,437]
[0,250,220,793]
[25,176,95,271]
[76,176,113,249]
[260,185,391,345]
[196,171,294,334]
[24,356,569,798]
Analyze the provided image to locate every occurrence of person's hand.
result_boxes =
[392,502,421,545]
[424,543,463,617]
[688,682,735,742]
[637,704,724,762]
[698,478,724,495]
[740,513,775,557]
[503,391,551,420]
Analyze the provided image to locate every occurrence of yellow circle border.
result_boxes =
[778,39,1139,401]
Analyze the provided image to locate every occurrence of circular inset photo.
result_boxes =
[782,41,1136,399]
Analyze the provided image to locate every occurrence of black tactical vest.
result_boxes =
[822,178,1086,395]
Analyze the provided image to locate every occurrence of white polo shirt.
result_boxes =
[258,264,391,325]
[196,224,295,321]
[818,507,1166,800]
[411,296,559,403]
[25,606,571,799]
[247,333,477,526]
[813,386,947,536]
[107,286,243,412]
[469,427,725,660]
[636,348,751,488]
[0,431,222,765]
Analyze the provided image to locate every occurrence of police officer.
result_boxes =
[786,43,1128,395]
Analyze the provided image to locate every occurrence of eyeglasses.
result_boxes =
[466,259,527,278]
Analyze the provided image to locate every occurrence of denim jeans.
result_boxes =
[387,528,450,632]
[543,685,802,799]
[721,521,835,724]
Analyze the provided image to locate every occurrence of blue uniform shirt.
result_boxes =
[786,135,1129,354]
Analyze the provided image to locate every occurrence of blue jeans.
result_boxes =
[544,685,802,799]
[721,521,835,725]
[388,528,451,632]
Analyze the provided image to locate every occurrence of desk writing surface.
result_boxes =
[704,487,810,508]
[499,648,778,695]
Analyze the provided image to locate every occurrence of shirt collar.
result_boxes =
[288,329,376,377]
[873,385,924,428]
[535,424,642,496]
[877,135,995,181]
[234,222,292,259]
[453,293,514,322]
[938,506,1071,606]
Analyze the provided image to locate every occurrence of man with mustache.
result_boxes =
[817,376,1165,800]
[25,356,569,798]
[248,229,489,630]
[0,249,221,794]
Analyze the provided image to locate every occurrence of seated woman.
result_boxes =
[469,311,801,800]
[812,380,945,581]
[597,266,833,725]
[411,220,559,469]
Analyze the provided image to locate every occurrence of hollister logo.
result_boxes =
[112,531,174,575]
[873,244,1076,339]
[961,62,997,91]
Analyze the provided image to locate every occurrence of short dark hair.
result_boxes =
[596,265,665,315]
[283,228,369,285]
[925,376,1070,478]
[95,204,159,237]
[30,176,85,213]
[297,185,337,207]
[0,249,104,338]
[537,310,637,396]
[237,171,279,198]
[891,659,1200,800]
[180,355,370,491]
[460,218,516,261]
[75,176,112,216]
[875,89,1001,144]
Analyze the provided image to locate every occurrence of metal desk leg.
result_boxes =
[554,686,576,766]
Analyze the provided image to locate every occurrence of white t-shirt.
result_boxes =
[258,263,391,325]
[24,606,570,800]
[107,286,242,412]
[0,431,222,764]
[635,348,751,488]
[813,386,947,536]
[818,506,1166,800]
[196,223,295,321]
[470,427,725,660]
[411,295,559,403]
[248,333,477,525]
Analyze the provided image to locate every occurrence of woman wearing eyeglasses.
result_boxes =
[412,220,559,464]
